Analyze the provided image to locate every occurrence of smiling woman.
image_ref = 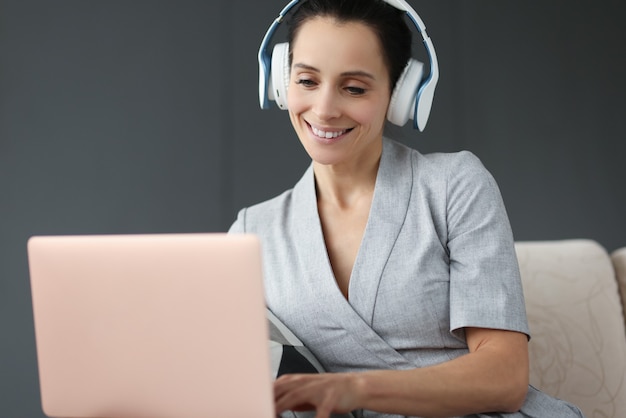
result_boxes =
[288,17,389,170]
[230,0,586,417]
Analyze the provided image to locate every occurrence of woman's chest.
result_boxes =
[263,219,455,351]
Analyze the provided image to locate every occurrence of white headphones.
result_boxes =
[258,0,439,132]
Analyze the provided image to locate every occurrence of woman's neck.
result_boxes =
[313,143,382,210]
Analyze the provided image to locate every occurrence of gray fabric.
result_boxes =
[230,137,584,417]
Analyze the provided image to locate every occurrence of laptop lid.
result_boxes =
[28,233,274,418]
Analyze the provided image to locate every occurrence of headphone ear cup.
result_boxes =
[269,42,290,110]
[387,58,424,127]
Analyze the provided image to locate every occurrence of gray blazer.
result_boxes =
[230,137,584,418]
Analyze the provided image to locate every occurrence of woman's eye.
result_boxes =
[295,79,316,87]
[346,86,366,95]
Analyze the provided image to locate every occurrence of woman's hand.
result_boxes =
[274,372,362,418]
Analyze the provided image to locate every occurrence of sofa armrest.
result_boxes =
[611,247,626,331]
[515,239,626,418]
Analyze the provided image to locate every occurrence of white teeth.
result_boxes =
[312,126,347,139]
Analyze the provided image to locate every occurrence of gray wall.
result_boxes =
[1,1,624,415]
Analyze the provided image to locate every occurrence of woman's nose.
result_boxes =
[312,86,341,120]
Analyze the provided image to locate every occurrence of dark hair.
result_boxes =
[286,0,412,92]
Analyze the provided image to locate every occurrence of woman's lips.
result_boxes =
[307,122,353,143]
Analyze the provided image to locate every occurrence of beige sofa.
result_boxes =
[515,240,626,418]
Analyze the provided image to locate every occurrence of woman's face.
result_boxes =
[287,17,391,168]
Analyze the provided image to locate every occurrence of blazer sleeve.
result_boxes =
[228,208,246,234]
[445,151,529,340]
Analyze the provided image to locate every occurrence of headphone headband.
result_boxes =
[258,0,439,131]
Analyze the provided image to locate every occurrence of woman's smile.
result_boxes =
[307,122,354,144]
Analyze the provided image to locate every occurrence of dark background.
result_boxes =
[1,1,624,415]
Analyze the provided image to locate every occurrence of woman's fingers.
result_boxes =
[275,374,317,412]
[274,373,360,416]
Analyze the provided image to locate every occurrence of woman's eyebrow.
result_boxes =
[293,63,320,72]
[340,70,375,80]
[293,63,375,80]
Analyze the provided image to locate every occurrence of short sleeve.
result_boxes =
[446,152,529,340]
[227,208,246,234]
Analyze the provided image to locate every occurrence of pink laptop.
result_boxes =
[28,233,275,418]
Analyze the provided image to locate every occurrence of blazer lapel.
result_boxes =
[289,139,416,369]
[349,138,413,324]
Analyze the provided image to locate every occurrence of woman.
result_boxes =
[230,0,585,417]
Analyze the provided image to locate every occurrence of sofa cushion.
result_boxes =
[516,239,626,418]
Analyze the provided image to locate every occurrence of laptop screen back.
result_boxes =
[28,233,274,418]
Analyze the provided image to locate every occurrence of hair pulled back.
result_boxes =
[286,0,412,92]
